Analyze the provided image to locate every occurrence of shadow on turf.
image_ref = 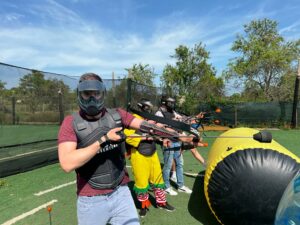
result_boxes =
[127,181,157,209]
[128,169,220,225]
[187,170,220,225]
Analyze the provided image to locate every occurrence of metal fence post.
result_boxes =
[112,72,117,108]
[291,58,300,128]
[12,95,16,125]
[234,105,238,127]
[127,78,132,108]
[58,89,64,125]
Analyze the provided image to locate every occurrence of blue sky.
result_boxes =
[0,0,299,89]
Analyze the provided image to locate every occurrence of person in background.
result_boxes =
[169,112,207,183]
[155,96,193,196]
[188,114,207,167]
[124,99,175,218]
[58,73,194,225]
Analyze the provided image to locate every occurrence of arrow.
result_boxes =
[125,131,272,143]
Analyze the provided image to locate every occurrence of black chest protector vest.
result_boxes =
[73,109,126,189]
[135,130,156,156]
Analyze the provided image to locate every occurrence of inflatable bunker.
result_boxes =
[204,127,300,225]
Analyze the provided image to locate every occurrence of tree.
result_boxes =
[161,43,224,114]
[272,67,298,101]
[225,18,300,101]
[44,78,72,111]
[105,79,128,108]
[17,71,72,113]
[125,63,156,86]
[0,80,7,99]
[0,80,6,92]
[17,71,47,113]
[0,80,8,113]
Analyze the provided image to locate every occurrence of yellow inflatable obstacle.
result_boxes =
[204,127,300,225]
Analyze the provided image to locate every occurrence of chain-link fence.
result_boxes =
[0,63,130,125]
[129,81,300,128]
[198,101,299,127]
[1,62,299,127]
[0,63,129,177]
[0,62,299,177]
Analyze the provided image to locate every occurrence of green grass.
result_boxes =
[0,125,59,146]
[271,129,300,153]
[0,125,59,159]
[0,164,76,225]
[0,129,299,225]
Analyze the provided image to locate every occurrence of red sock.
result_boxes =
[137,193,150,208]
[154,188,166,204]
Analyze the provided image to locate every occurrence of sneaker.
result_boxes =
[139,208,148,217]
[157,202,175,212]
[165,187,178,196]
[170,176,177,183]
[178,185,192,194]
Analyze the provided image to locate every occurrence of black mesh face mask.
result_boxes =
[165,98,175,111]
[137,100,153,113]
[77,80,106,116]
[143,105,152,113]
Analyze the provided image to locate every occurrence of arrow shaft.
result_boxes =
[126,135,253,139]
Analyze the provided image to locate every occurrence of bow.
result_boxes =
[129,107,200,140]
[128,107,272,143]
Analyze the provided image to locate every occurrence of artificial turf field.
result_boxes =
[0,128,299,225]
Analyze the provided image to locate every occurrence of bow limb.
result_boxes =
[130,107,200,139]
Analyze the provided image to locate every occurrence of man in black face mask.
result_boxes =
[137,99,153,113]
[77,77,106,116]
[155,96,193,196]
[58,74,196,225]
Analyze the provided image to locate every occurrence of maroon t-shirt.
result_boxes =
[58,108,135,196]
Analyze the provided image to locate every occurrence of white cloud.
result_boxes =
[2,13,23,22]
[29,0,83,25]
[0,0,299,84]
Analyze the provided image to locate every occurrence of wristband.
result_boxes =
[104,134,109,142]
[99,135,108,148]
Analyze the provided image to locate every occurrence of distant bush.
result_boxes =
[0,112,12,124]
[18,111,60,124]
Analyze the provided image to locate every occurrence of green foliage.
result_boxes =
[273,67,298,101]
[0,80,6,91]
[17,71,47,113]
[161,43,224,114]
[105,79,128,108]
[225,18,300,101]
[0,80,13,99]
[18,111,60,123]
[125,63,156,86]
[0,111,12,124]
[14,71,72,113]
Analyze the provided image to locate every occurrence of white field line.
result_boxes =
[34,180,76,196]
[183,172,204,177]
[0,146,57,162]
[32,166,197,197]
[1,199,58,225]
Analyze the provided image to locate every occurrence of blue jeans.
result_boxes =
[163,147,184,189]
[77,185,140,225]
